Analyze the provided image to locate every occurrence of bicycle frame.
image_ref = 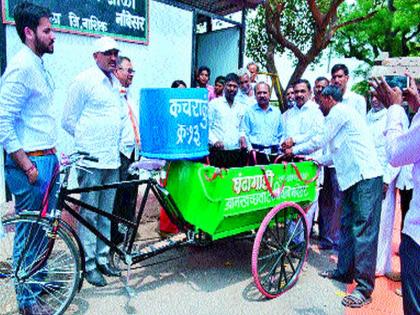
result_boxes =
[57,175,191,265]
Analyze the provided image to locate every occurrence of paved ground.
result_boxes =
[65,221,348,315]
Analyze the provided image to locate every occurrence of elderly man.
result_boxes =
[281,79,324,237]
[236,68,255,107]
[62,36,123,286]
[371,75,420,314]
[307,85,383,308]
[240,82,283,154]
[111,56,139,245]
[0,2,57,312]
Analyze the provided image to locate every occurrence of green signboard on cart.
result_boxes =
[1,0,149,44]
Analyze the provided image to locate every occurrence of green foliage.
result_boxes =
[246,0,318,69]
[333,0,420,62]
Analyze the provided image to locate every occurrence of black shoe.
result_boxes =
[85,269,107,287]
[97,263,121,277]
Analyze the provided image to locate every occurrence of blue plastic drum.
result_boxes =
[139,88,209,160]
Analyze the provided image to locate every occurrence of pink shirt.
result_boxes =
[384,105,420,245]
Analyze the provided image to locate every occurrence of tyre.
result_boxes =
[0,215,81,314]
[251,202,308,298]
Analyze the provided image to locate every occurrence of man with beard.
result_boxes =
[62,36,122,287]
[240,82,283,154]
[209,73,248,151]
[0,2,57,313]
[281,79,324,238]
[313,76,329,105]
[331,64,366,117]
[111,56,139,245]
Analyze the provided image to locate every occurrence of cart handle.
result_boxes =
[290,160,320,184]
[198,167,223,203]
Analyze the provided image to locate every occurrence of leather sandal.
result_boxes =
[342,293,372,308]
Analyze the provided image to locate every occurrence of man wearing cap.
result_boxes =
[0,2,57,312]
[62,36,123,287]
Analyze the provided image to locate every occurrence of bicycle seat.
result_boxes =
[128,158,166,173]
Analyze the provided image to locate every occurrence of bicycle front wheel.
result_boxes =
[0,215,81,315]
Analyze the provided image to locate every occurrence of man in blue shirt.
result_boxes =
[0,2,57,313]
[240,82,283,154]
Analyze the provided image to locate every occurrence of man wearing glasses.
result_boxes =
[111,56,139,246]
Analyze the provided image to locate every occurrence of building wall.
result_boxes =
[4,0,193,156]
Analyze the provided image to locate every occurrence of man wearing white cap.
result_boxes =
[62,36,123,286]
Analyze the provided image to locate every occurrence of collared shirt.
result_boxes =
[62,66,122,169]
[366,107,402,184]
[384,105,420,245]
[342,90,367,117]
[318,103,383,191]
[119,87,139,159]
[0,45,57,153]
[236,91,256,108]
[241,104,283,147]
[208,96,247,150]
[283,100,324,160]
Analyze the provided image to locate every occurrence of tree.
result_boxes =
[246,0,379,108]
[332,0,420,64]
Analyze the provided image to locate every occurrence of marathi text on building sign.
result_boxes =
[232,171,274,195]
[107,0,137,10]
[115,10,145,31]
[68,12,108,32]
[169,99,208,147]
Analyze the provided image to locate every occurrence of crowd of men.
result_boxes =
[0,2,418,315]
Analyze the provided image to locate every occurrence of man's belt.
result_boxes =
[26,148,57,157]
[251,144,280,154]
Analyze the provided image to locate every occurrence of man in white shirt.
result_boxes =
[111,56,139,245]
[208,73,248,167]
[236,68,255,107]
[366,96,404,276]
[62,37,122,286]
[281,79,324,238]
[331,63,367,117]
[305,85,383,308]
[0,3,57,312]
[208,73,248,151]
[371,76,419,314]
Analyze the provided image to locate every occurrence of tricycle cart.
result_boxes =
[0,153,319,314]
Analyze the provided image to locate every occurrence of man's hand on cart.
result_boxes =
[281,137,294,150]
[239,136,248,150]
[213,141,225,150]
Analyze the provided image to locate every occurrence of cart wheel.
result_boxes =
[252,202,308,298]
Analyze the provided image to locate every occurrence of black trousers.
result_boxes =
[400,234,420,315]
[337,176,383,298]
[400,188,413,231]
[111,152,138,244]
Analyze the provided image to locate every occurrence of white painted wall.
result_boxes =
[1,1,192,196]
[4,0,193,155]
